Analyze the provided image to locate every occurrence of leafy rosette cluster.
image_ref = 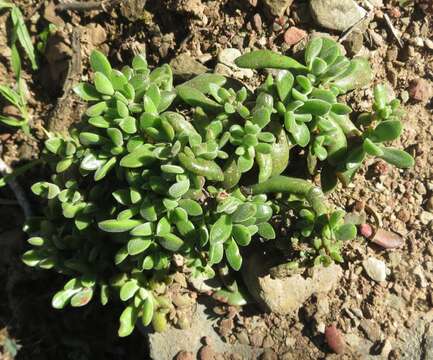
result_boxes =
[21,37,414,336]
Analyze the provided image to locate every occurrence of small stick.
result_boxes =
[56,1,104,11]
[383,13,403,48]
[0,158,32,219]
[339,8,372,43]
[56,0,121,12]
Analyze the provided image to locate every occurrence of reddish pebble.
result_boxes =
[408,78,433,103]
[284,27,307,46]
[359,223,373,238]
[175,351,194,360]
[373,160,388,176]
[325,324,346,354]
[253,13,262,32]
[371,228,403,249]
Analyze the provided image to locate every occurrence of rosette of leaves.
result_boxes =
[244,175,356,267]
[228,92,277,174]
[336,84,414,186]
[204,188,275,272]
[289,207,357,267]
[234,37,413,188]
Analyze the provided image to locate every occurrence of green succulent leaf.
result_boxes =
[369,120,402,143]
[257,222,275,240]
[235,50,307,70]
[232,224,252,246]
[378,147,414,168]
[210,214,233,244]
[70,288,94,307]
[90,50,112,77]
[118,305,138,337]
[335,223,357,241]
[98,219,142,233]
[225,238,242,271]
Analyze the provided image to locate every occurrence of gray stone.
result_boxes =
[217,48,254,79]
[170,54,208,80]
[310,0,367,32]
[397,312,433,360]
[263,0,294,17]
[218,48,242,68]
[242,251,342,315]
[420,210,433,225]
[148,301,260,360]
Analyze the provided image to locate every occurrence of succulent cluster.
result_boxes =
[234,37,414,190]
[22,37,413,336]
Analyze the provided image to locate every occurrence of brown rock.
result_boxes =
[426,196,433,212]
[262,335,275,348]
[408,78,432,102]
[263,0,294,17]
[43,2,65,26]
[249,331,265,347]
[325,324,346,354]
[83,24,107,48]
[199,345,215,360]
[283,27,307,46]
[360,319,382,342]
[218,318,233,337]
[260,348,278,360]
[2,105,21,118]
[397,208,411,222]
[175,350,194,360]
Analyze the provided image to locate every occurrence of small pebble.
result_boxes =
[420,211,433,225]
[199,345,215,360]
[425,38,433,50]
[218,48,242,68]
[363,257,388,282]
[260,349,277,360]
[381,339,393,358]
[273,22,283,32]
[175,351,194,360]
[325,324,346,354]
[426,196,433,212]
[413,265,428,288]
[283,27,307,46]
[359,223,373,238]
[371,229,404,249]
[400,90,409,103]
[408,78,433,103]
[253,13,262,32]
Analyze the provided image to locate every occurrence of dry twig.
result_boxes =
[0,159,32,219]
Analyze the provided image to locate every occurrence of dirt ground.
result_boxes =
[0,0,432,359]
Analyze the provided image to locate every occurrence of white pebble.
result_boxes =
[218,48,242,68]
[363,257,388,282]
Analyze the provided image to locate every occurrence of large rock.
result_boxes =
[263,0,294,17]
[310,0,367,32]
[147,301,260,360]
[169,54,208,80]
[242,251,342,315]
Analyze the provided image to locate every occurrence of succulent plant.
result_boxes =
[21,36,414,337]
[234,36,414,190]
